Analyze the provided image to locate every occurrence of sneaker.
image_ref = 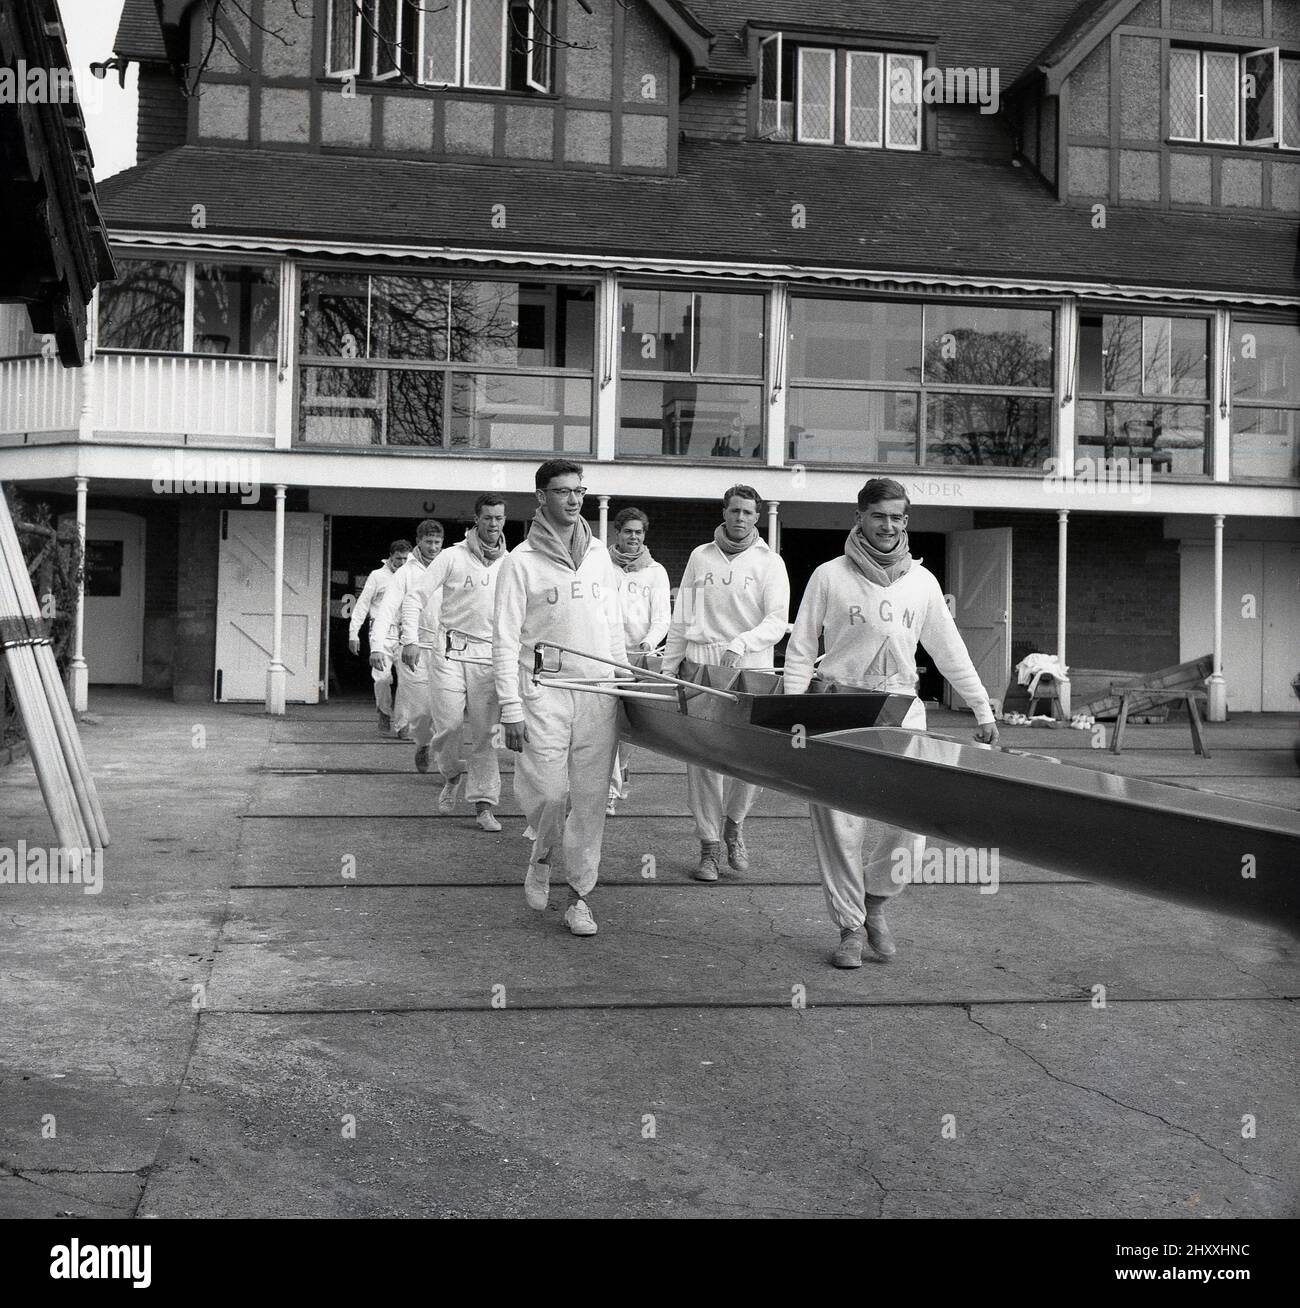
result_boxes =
[832,927,865,969]
[564,899,598,936]
[438,773,464,813]
[521,825,536,841]
[396,727,413,742]
[693,841,722,882]
[414,745,430,773]
[476,808,502,833]
[524,860,551,910]
[864,897,896,960]
[606,796,618,817]
[723,819,749,873]
[377,710,391,734]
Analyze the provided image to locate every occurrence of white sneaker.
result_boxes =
[438,774,464,814]
[564,899,598,936]
[476,808,502,833]
[524,861,551,910]
[605,798,617,816]
[521,825,536,840]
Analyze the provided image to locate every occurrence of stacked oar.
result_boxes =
[0,493,108,853]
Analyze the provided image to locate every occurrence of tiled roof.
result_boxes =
[1014,0,1140,88]
[113,0,168,63]
[97,141,1300,301]
[687,0,1091,84]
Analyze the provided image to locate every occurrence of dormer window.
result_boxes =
[757,34,922,150]
[1169,46,1299,149]
[324,0,555,93]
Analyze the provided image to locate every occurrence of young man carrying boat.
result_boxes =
[607,506,671,816]
[400,495,508,833]
[662,484,791,882]
[493,460,627,937]
[783,478,999,967]
[348,539,410,734]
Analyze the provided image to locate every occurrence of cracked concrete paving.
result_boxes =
[0,690,1296,1218]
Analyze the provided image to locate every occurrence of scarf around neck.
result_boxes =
[529,508,592,572]
[714,523,760,557]
[609,541,656,573]
[845,526,913,587]
[463,526,504,567]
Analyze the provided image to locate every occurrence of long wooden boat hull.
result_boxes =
[619,664,1300,935]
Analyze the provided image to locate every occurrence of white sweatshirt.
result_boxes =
[663,538,791,671]
[493,534,628,724]
[617,562,671,650]
[349,563,396,642]
[400,541,501,650]
[784,557,995,723]
[370,551,437,650]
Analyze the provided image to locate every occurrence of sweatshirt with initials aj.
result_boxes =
[492,535,628,725]
[662,538,791,671]
[783,556,995,723]
[400,541,501,651]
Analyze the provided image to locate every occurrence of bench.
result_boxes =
[1110,685,1210,757]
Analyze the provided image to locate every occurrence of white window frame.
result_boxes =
[371,0,404,82]
[757,32,787,140]
[1202,49,1240,144]
[796,47,835,144]
[464,0,508,91]
[1243,46,1280,145]
[325,0,362,77]
[845,50,884,148]
[1168,46,1201,142]
[418,0,463,86]
[886,52,923,150]
[526,0,554,92]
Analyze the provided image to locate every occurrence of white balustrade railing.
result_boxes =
[93,353,276,439]
[0,356,81,433]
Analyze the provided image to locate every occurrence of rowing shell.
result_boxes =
[615,662,1300,935]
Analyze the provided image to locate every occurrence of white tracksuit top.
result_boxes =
[663,538,791,671]
[617,562,671,651]
[370,552,437,650]
[784,557,995,723]
[492,535,628,725]
[349,564,395,643]
[400,542,501,651]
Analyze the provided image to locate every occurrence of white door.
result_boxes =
[62,510,145,684]
[1262,543,1300,712]
[215,510,324,703]
[1180,542,1264,713]
[946,528,1012,711]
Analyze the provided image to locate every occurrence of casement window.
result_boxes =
[1230,318,1300,481]
[757,34,923,149]
[98,258,279,357]
[298,271,593,450]
[326,0,555,93]
[1169,46,1300,148]
[786,297,1054,468]
[1075,311,1211,476]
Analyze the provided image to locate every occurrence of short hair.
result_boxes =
[415,518,444,540]
[857,478,911,512]
[722,484,762,513]
[388,539,412,556]
[614,507,649,532]
[474,493,507,516]
[535,458,584,491]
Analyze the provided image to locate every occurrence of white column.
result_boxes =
[766,499,780,550]
[597,494,610,544]
[69,476,89,711]
[1207,512,1227,721]
[765,283,788,468]
[595,271,618,462]
[266,483,288,714]
[1056,508,1071,716]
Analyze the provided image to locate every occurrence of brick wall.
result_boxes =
[973,510,1181,672]
[601,496,722,589]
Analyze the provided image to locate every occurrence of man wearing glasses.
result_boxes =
[492,460,627,937]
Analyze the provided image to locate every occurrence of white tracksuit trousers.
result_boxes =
[513,675,619,898]
[809,696,928,931]
[394,651,433,747]
[369,635,396,716]
[429,653,500,806]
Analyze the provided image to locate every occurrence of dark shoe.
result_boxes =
[832,927,865,969]
[864,896,896,960]
[414,745,430,773]
[693,841,722,882]
[377,710,391,734]
[723,818,749,873]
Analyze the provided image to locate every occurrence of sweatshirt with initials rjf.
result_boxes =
[783,557,995,724]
